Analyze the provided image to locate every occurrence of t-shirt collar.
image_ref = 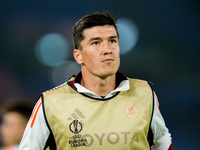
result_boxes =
[72,71,130,98]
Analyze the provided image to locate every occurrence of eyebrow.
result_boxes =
[88,35,118,42]
[89,37,101,42]
[109,36,118,39]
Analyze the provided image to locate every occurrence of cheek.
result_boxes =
[82,51,98,64]
[1,125,15,140]
[116,47,120,55]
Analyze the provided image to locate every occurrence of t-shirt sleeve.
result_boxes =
[150,92,173,150]
[18,97,50,150]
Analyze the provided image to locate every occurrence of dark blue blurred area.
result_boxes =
[0,0,200,149]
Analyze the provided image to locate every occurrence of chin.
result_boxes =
[100,70,117,78]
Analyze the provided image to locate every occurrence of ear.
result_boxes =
[73,49,83,64]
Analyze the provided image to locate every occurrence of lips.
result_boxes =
[102,58,114,62]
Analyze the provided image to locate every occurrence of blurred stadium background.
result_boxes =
[0,0,200,149]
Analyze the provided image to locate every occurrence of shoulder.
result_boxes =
[128,78,151,87]
[42,82,69,98]
[127,78,154,96]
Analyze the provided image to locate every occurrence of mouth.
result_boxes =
[102,59,114,63]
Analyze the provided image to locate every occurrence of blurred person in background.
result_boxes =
[0,99,33,150]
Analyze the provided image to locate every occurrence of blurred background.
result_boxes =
[0,0,199,149]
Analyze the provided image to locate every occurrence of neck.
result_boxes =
[80,71,116,97]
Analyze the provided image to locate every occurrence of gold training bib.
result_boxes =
[43,78,153,150]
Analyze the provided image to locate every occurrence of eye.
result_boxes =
[92,41,99,45]
[110,39,117,43]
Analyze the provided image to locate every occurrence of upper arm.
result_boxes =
[150,92,172,150]
[18,98,50,150]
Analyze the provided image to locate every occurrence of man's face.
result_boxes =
[75,25,120,78]
[0,112,27,146]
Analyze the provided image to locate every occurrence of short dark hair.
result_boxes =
[72,11,119,50]
[0,99,34,120]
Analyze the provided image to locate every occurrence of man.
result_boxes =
[19,11,173,149]
[0,100,33,150]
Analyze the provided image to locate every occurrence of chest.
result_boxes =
[44,91,152,149]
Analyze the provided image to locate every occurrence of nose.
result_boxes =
[103,42,112,55]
